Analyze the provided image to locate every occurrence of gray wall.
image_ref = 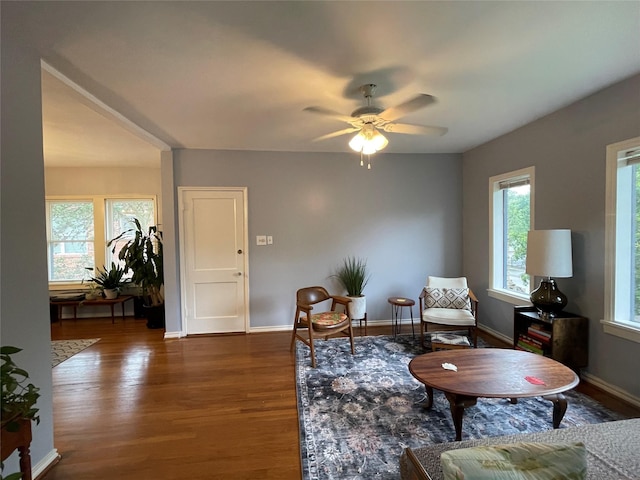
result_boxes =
[1,15,56,474]
[172,150,463,330]
[462,74,640,399]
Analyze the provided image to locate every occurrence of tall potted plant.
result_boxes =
[332,256,370,320]
[108,218,164,329]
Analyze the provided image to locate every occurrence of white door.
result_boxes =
[179,188,248,334]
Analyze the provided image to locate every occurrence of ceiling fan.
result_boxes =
[304,84,447,157]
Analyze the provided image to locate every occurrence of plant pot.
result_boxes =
[133,296,146,318]
[103,288,119,300]
[348,295,366,320]
[143,304,165,329]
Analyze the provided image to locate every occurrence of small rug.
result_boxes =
[51,338,100,367]
[295,335,625,480]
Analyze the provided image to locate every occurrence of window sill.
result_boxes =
[487,288,530,306]
[601,320,640,344]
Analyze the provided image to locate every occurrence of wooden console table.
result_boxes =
[513,306,588,371]
[51,295,134,324]
[1,419,32,480]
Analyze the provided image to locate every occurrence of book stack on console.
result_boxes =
[527,324,552,344]
[516,333,545,355]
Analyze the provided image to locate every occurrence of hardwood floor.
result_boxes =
[47,317,301,479]
[44,318,639,479]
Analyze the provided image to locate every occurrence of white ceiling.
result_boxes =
[22,1,640,168]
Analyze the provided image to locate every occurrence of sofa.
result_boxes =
[400,418,639,479]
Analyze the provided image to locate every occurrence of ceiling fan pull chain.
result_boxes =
[360,151,364,167]
[367,155,372,170]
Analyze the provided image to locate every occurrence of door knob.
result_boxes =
[237,249,243,254]
[235,272,242,276]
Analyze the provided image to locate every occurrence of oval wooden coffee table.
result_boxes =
[409,348,579,441]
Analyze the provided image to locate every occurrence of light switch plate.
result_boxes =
[256,235,267,246]
[267,236,273,245]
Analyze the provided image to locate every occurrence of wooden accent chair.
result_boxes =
[419,276,478,348]
[290,286,355,368]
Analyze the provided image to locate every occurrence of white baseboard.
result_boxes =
[163,330,184,339]
[580,371,640,409]
[366,319,394,327]
[477,323,512,345]
[34,448,60,479]
[249,324,292,333]
[248,319,395,334]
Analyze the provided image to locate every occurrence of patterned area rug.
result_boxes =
[51,338,100,367]
[295,335,624,480]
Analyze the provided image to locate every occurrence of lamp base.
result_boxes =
[530,278,567,320]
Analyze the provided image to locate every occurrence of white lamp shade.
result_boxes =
[349,132,366,152]
[348,127,388,154]
[525,229,573,278]
[370,129,388,151]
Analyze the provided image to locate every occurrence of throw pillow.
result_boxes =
[441,442,587,480]
[424,287,471,311]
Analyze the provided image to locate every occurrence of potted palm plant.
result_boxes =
[332,256,370,320]
[87,263,127,299]
[108,218,164,329]
[1,346,40,480]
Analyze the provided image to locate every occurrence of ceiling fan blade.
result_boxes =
[378,94,436,122]
[304,106,354,123]
[312,127,361,142]
[382,123,448,136]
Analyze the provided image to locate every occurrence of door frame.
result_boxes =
[177,186,250,335]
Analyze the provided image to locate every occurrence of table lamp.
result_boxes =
[525,229,573,320]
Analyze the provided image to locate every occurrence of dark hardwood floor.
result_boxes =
[44,317,639,479]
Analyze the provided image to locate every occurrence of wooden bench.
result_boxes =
[50,295,134,324]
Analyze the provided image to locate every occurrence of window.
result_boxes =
[46,200,95,282]
[488,167,535,304]
[106,199,156,268]
[603,136,640,343]
[46,196,156,286]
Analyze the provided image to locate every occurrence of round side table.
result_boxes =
[388,297,415,338]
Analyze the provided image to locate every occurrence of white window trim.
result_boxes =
[46,194,156,290]
[602,136,640,343]
[487,166,535,305]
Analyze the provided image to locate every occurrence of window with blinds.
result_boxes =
[489,167,535,303]
[604,137,640,343]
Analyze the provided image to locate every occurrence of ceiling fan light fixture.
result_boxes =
[348,132,366,152]
[361,143,377,155]
[305,84,445,154]
[370,129,389,151]
[348,126,388,154]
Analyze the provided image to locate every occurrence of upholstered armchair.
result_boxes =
[419,276,478,348]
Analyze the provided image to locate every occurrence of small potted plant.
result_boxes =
[1,346,40,480]
[88,263,127,299]
[108,218,164,328]
[82,269,101,300]
[332,256,370,320]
